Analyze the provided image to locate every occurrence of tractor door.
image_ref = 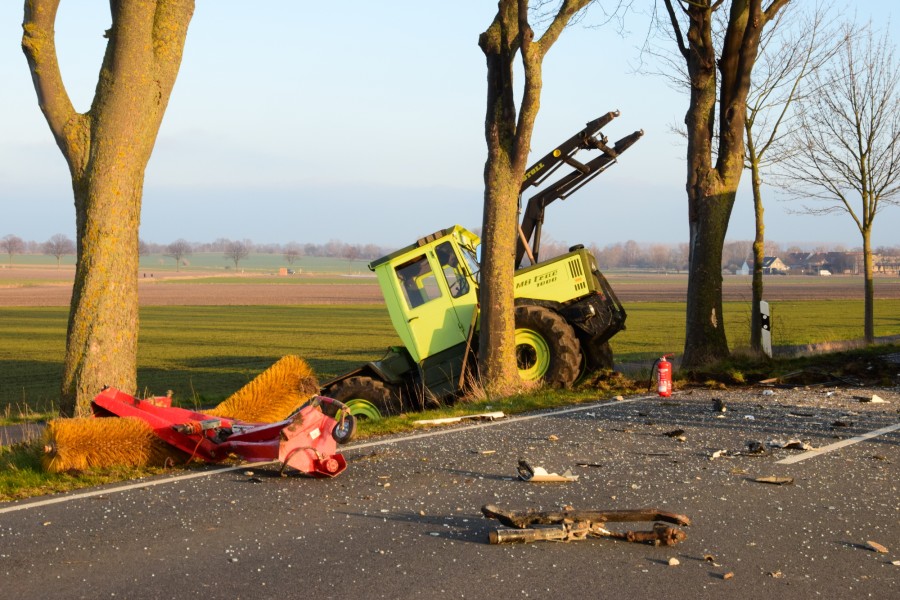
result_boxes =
[391,242,476,363]
[433,240,478,341]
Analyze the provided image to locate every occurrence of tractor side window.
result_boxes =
[396,255,441,309]
[435,241,469,298]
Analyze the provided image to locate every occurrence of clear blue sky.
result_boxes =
[1,1,898,249]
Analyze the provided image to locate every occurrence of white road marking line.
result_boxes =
[347,396,644,452]
[0,463,257,515]
[775,422,900,465]
[0,396,647,514]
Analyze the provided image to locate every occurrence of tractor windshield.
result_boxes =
[460,244,480,285]
[435,242,469,298]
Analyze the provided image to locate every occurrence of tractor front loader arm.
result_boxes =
[516,115,644,267]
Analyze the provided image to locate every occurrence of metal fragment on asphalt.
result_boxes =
[865,540,889,553]
[754,476,794,485]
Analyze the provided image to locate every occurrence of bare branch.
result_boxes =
[22,0,89,175]
[662,0,689,58]
[779,21,900,236]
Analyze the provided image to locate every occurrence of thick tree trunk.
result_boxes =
[64,177,142,415]
[667,0,787,369]
[478,163,521,391]
[682,189,736,367]
[23,0,194,416]
[476,0,588,394]
[478,5,528,395]
[679,2,729,368]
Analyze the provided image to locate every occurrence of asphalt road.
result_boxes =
[1,388,898,599]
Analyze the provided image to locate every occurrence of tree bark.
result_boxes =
[863,228,874,343]
[665,0,789,369]
[23,0,195,416]
[749,148,765,353]
[477,0,588,394]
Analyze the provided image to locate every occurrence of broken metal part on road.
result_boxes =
[856,394,888,403]
[746,439,815,453]
[865,540,889,554]
[771,439,814,451]
[517,459,578,482]
[481,504,690,546]
[754,476,794,485]
[745,440,769,455]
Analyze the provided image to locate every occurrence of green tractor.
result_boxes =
[322,112,643,419]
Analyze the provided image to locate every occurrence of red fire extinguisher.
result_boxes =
[654,354,674,397]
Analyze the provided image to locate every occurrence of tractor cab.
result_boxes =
[370,226,480,365]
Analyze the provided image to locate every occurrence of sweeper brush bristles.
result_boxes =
[42,417,175,473]
[208,355,320,423]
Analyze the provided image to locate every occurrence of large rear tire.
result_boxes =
[326,376,400,419]
[514,305,582,388]
[582,338,614,373]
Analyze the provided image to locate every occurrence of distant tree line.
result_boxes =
[0,233,395,270]
[5,232,900,274]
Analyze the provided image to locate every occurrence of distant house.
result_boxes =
[736,261,750,276]
[762,256,789,274]
[778,251,895,275]
[783,252,829,275]
[878,254,900,274]
[783,252,811,271]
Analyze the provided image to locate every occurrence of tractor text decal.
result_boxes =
[523,162,545,181]
[517,269,559,290]
[534,269,558,288]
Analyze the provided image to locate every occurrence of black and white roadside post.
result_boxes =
[760,300,772,357]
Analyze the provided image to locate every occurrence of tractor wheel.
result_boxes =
[582,338,614,373]
[514,305,582,388]
[326,376,400,420]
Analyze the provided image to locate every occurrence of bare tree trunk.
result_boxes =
[23,0,195,416]
[479,160,521,391]
[683,189,735,366]
[863,228,874,343]
[64,175,142,415]
[749,156,765,353]
[678,1,732,368]
[665,0,788,369]
[477,0,588,394]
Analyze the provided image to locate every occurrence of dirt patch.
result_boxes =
[0,282,384,307]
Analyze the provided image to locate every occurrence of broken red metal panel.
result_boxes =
[90,387,349,477]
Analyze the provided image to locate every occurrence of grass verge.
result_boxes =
[0,440,173,503]
[4,343,898,502]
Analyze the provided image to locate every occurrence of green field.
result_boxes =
[2,300,899,417]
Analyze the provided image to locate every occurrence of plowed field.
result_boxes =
[3,268,900,306]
